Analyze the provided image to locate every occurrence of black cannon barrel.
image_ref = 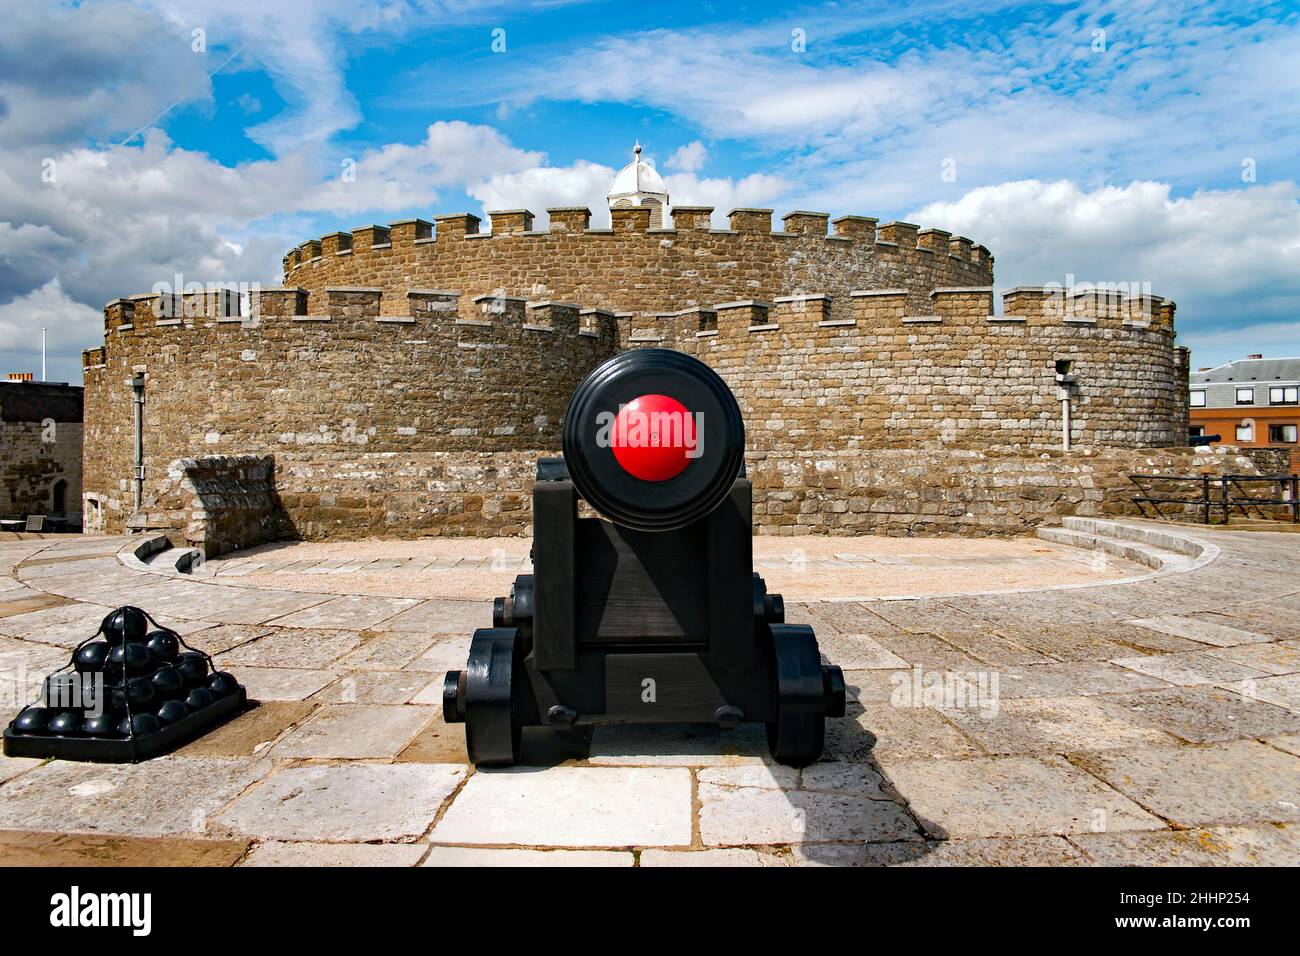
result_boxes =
[562,349,745,532]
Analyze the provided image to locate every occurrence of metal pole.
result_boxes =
[131,375,145,512]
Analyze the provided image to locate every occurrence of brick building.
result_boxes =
[0,377,84,530]
[1190,355,1300,475]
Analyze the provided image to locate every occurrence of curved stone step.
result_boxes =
[1037,518,1219,578]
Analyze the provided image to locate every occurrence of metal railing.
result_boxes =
[1129,473,1299,524]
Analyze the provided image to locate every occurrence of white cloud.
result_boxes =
[666,141,708,173]
[0,278,102,383]
[911,179,1300,366]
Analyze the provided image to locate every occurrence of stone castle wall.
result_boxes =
[80,207,1191,541]
[281,208,994,325]
[0,382,83,521]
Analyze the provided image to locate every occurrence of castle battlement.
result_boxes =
[88,284,1175,357]
[281,208,995,275]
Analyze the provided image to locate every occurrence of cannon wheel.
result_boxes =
[464,628,522,766]
[766,624,827,767]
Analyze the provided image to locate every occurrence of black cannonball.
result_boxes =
[176,652,209,688]
[145,629,180,663]
[110,676,156,711]
[150,665,184,700]
[81,714,118,736]
[118,713,160,737]
[12,707,52,735]
[73,642,112,674]
[101,606,148,645]
[156,700,188,725]
[108,642,153,677]
[207,672,239,698]
[183,687,213,712]
[43,673,80,709]
[47,711,81,736]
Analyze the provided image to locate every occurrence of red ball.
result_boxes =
[610,394,698,482]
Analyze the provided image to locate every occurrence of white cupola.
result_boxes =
[607,142,669,228]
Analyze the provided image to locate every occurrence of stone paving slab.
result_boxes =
[235,665,337,701]
[373,599,492,634]
[217,627,364,669]
[793,835,1092,867]
[1219,674,1300,713]
[328,669,439,705]
[869,631,991,671]
[587,723,772,767]
[0,753,45,786]
[939,696,1174,755]
[825,704,982,762]
[176,701,317,758]
[641,848,784,867]
[1207,641,1300,675]
[0,830,250,867]
[698,779,921,846]
[1108,686,1300,743]
[1069,823,1300,866]
[1111,650,1272,686]
[814,631,910,669]
[886,754,1165,838]
[242,841,428,867]
[1128,614,1272,647]
[995,661,1173,698]
[985,622,1141,663]
[173,623,273,655]
[928,628,1055,666]
[0,757,269,838]
[0,592,75,618]
[267,595,420,629]
[270,704,432,759]
[216,763,464,842]
[423,847,634,866]
[340,632,439,671]
[0,602,114,644]
[1069,740,1300,827]
[403,635,473,673]
[1208,608,1300,642]
[430,767,693,847]
[1266,734,1300,756]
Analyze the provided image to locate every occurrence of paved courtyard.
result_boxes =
[0,519,1297,866]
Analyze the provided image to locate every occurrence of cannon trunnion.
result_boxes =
[443,349,845,767]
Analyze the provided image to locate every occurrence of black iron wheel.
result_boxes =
[766,623,827,767]
[462,628,522,766]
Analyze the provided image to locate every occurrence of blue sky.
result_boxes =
[1,0,1298,383]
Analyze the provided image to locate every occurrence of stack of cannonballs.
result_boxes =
[3,606,245,761]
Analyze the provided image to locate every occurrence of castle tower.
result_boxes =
[607,142,669,228]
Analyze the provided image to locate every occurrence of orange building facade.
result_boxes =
[1190,355,1300,475]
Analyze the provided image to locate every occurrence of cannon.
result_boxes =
[443,349,845,766]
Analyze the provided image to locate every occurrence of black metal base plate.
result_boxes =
[2,688,247,763]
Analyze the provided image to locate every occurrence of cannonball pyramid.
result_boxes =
[3,606,246,762]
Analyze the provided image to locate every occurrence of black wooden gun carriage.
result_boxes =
[443,349,844,766]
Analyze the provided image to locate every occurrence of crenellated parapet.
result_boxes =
[276,206,996,330]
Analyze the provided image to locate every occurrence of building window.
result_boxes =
[1190,390,1206,407]
[51,479,67,514]
[1235,387,1254,404]
[1269,424,1298,443]
[1189,425,1205,438]
[1269,385,1299,405]
[1235,423,1254,442]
